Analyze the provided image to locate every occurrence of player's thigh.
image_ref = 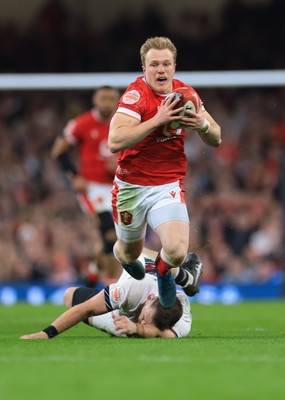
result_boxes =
[112,179,148,229]
[113,179,149,245]
[149,202,190,260]
[71,287,101,307]
[63,287,78,308]
[156,220,190,254]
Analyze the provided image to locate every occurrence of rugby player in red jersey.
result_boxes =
[52,86,121,285]
[108,37,221,308]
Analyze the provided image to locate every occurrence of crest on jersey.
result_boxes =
[110,286,125,304]
[122,90,140,104]
[120,210,133,225]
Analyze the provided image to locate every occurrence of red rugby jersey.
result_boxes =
[115,77,203,186]
[63,110,115,184]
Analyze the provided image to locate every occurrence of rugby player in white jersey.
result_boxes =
[20,249,203,339]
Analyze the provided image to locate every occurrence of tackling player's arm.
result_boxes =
[20,291,108,340]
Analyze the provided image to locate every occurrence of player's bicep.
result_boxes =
[86,290,109,315]
[110,112,140,132]
[108,112,140,152]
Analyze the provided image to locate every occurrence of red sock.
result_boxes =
[155,253,171,275]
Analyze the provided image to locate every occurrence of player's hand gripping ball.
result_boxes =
[165,86,201,129]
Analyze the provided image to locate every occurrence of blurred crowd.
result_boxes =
[0,0,285,287]
[0,0,284,73]
[1,87,285,286]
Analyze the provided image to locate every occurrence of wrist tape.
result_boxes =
[42,325,59,338]
[198,118,210,134]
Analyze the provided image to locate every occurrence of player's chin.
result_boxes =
[155,81,170,93]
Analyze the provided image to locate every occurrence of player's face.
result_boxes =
[93,89,120,120]
[142,48,176,95]
[138,297,157,325]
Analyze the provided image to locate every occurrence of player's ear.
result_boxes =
[142,66,145,74]
[147,294,155,301]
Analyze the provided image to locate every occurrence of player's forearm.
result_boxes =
[47,303,93,336]
[198,122,222,147]
[20,291,107,340]
[197,112,222,147]
[51,136,71,159]
[49,292,107,336]
[20,304,92,340]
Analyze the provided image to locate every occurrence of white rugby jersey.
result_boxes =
[90,269,192,338]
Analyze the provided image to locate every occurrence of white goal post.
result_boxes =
[0,70,285,90]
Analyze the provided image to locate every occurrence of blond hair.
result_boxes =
[140,36,177,66]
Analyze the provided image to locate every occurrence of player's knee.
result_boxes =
[163,247,186,267]
[122,247,142,263]
[114,240,143,264]
[63,287,78,308]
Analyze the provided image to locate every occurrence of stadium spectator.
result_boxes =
[1,0,284,73]
[108,36,221,308]
[19,249,203,339]
[51,86,122,286]
[0,87,284,287]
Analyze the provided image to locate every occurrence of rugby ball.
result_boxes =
[173,86,201,114]
[165,86,201,129]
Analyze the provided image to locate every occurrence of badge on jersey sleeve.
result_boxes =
[110,285,125,305]
[122,90,140,105]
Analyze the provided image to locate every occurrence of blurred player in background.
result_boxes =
[20,247,203,340]
[108,36,221,308]
[52,86,121,286]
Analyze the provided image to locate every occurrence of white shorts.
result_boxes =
[77,182,113,214]
[112,177,189,243]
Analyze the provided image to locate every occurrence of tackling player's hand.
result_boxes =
[112,313,137,335]
[19,331,49,340]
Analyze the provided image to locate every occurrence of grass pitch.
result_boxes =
[1,301,284,400]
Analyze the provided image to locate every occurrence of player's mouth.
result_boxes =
[157,77,167,85]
